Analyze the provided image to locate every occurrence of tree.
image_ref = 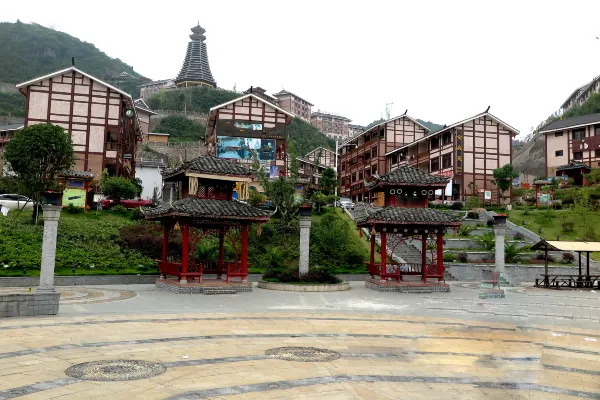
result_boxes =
[101,176,137,202]
[492,164,519,202]
[4,124,75,223]
[248,189,265,206]
[310,191,328,213]
[320,168,337,196]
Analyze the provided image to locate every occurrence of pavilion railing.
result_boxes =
[365,262,444,282]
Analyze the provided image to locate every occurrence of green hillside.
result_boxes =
[0,21,147,116]
[147,86,335,154]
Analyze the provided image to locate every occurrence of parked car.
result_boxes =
[339,198,354,210]
[101,198,152,209]
[0,194,34,210]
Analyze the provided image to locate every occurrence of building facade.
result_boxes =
[561,75,600,114]
[134,99,157,135]
[272,90,313,122]
[139,79,175,100]
[16,66,144,179]
[296,147,337,190]
[175,23,217,88]
[243,87,278,105]
[386,111,517,204]
[540,113,600,183]
[205,94,293,174]
[311,111,351,141]
[348,124,366,138]
[0,123,23,153]
[339,114,430,202]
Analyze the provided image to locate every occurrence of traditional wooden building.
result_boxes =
[145,155,271,293]
[16,66,143,179]
[0,123,23,153]
[175,23,217,88]
[356,165,462,292]
[134,99,157,135]
[205,93,293,175]
[339,113,430,202]
[386,110,518,204]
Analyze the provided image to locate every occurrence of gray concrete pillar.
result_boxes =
[493,215,507,275]
[37,205,62,293]
[298,206,312,275]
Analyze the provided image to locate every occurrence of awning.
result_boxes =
[530,240,600,252]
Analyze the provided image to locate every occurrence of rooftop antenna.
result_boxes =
[385,102,394,119]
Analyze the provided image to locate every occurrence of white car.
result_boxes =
[339,198,354,210]
[0,194,34,211]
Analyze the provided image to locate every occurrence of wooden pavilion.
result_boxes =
[144,155,271,293]
[356,165,463,292]
[531,240,600,289]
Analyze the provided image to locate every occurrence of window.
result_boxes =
[555,132,563,137]
[391,154,398,164]
[442,132,452,146]
[572,130,585,140]
[442,153,452,169]
[595,126,600,136]
[431,137,440,150]
[430,157,440,172]
[595,149,600,157]
[372,147,377,157]
[573,151,583,160]
[555,150,563,157]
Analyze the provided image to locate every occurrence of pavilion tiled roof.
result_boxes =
[356,207,463,227]
[162,155,254,179]
[144,197,271,221]
[368,165,450,187]
[556,161,591,171]
[59,170,94,179]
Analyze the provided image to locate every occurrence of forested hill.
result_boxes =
[0,21,146,90]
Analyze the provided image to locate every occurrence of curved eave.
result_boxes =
[144,212,271,222]
[357,218,462,227]
[161,169,253,181]
[367,182,449,191]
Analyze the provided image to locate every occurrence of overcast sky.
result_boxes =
[4,0,600,137]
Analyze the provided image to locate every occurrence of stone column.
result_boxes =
[493,215,507,276]
[37,205,62,293]
[298,205,312,275]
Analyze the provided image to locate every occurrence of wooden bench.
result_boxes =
[535,274,600,289]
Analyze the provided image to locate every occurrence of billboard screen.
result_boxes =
[217,136,275,161]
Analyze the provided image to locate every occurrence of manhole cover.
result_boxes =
[64,360,166,381]
[265,346,341,362]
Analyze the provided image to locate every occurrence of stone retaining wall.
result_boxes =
[0,292,60,317]
[447,263,599,284]
[257,281,350,292]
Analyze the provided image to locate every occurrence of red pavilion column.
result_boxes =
[181,222,189,284]
[436,232,444,281]
[380,230,387,282]
[369,228,376,278]
[217,228,225,279]
[422,234,427,283]
[160,224,168,279]
[241,224,249,282]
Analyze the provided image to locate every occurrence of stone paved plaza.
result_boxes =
[0,282,599,399]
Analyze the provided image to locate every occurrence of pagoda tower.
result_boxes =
[175,22,217,88]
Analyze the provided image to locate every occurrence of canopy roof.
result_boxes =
[531,240,600,252]
[59,170,94,180]
[556,162,591,172]
[356,207,463,227]
[366,165,450,191]
[162,155,254,181]
[144,197,271,222]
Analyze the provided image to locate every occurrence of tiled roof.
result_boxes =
[533,180,550,185]
[59,170,94,179]
[539,113,600,133]
[0,123,23,131]
[162,155,254,178]
[369,165,450,186]
[144,197,271,221]
[556,161,591,171]
[356,207,463,226]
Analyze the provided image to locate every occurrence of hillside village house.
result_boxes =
[340,110,518,204]
[272,89,313,122]
[16,67,145,180]
[540,113,600,185]
[296,147,337,191]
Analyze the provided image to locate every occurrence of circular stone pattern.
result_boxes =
[64,360,166,381]
[265,347,341,362]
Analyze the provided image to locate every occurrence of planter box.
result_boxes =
[257,281,350,292]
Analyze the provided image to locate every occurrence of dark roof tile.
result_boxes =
[539,113,600,133]
[144,197,271,221]
[59,170,94,179]
[162,155,253,178]
[556,161,591,171]
[356,207,462,226]
[369,165,450,186]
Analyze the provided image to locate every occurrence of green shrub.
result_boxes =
[131,207,144,221]
[466,211,479,219]
[101,176,137,201]
[457,225,473,237]
[456,252,468,263]
[443,253,456,262]
[451,202,464,210]
[110,205,130,216]
[475,232,495,250]
[263,266,341,284]
[64,203,83,214]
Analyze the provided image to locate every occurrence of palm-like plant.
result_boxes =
[457,225,473,238]
[504,242,524,263]
[474,232,496,250]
